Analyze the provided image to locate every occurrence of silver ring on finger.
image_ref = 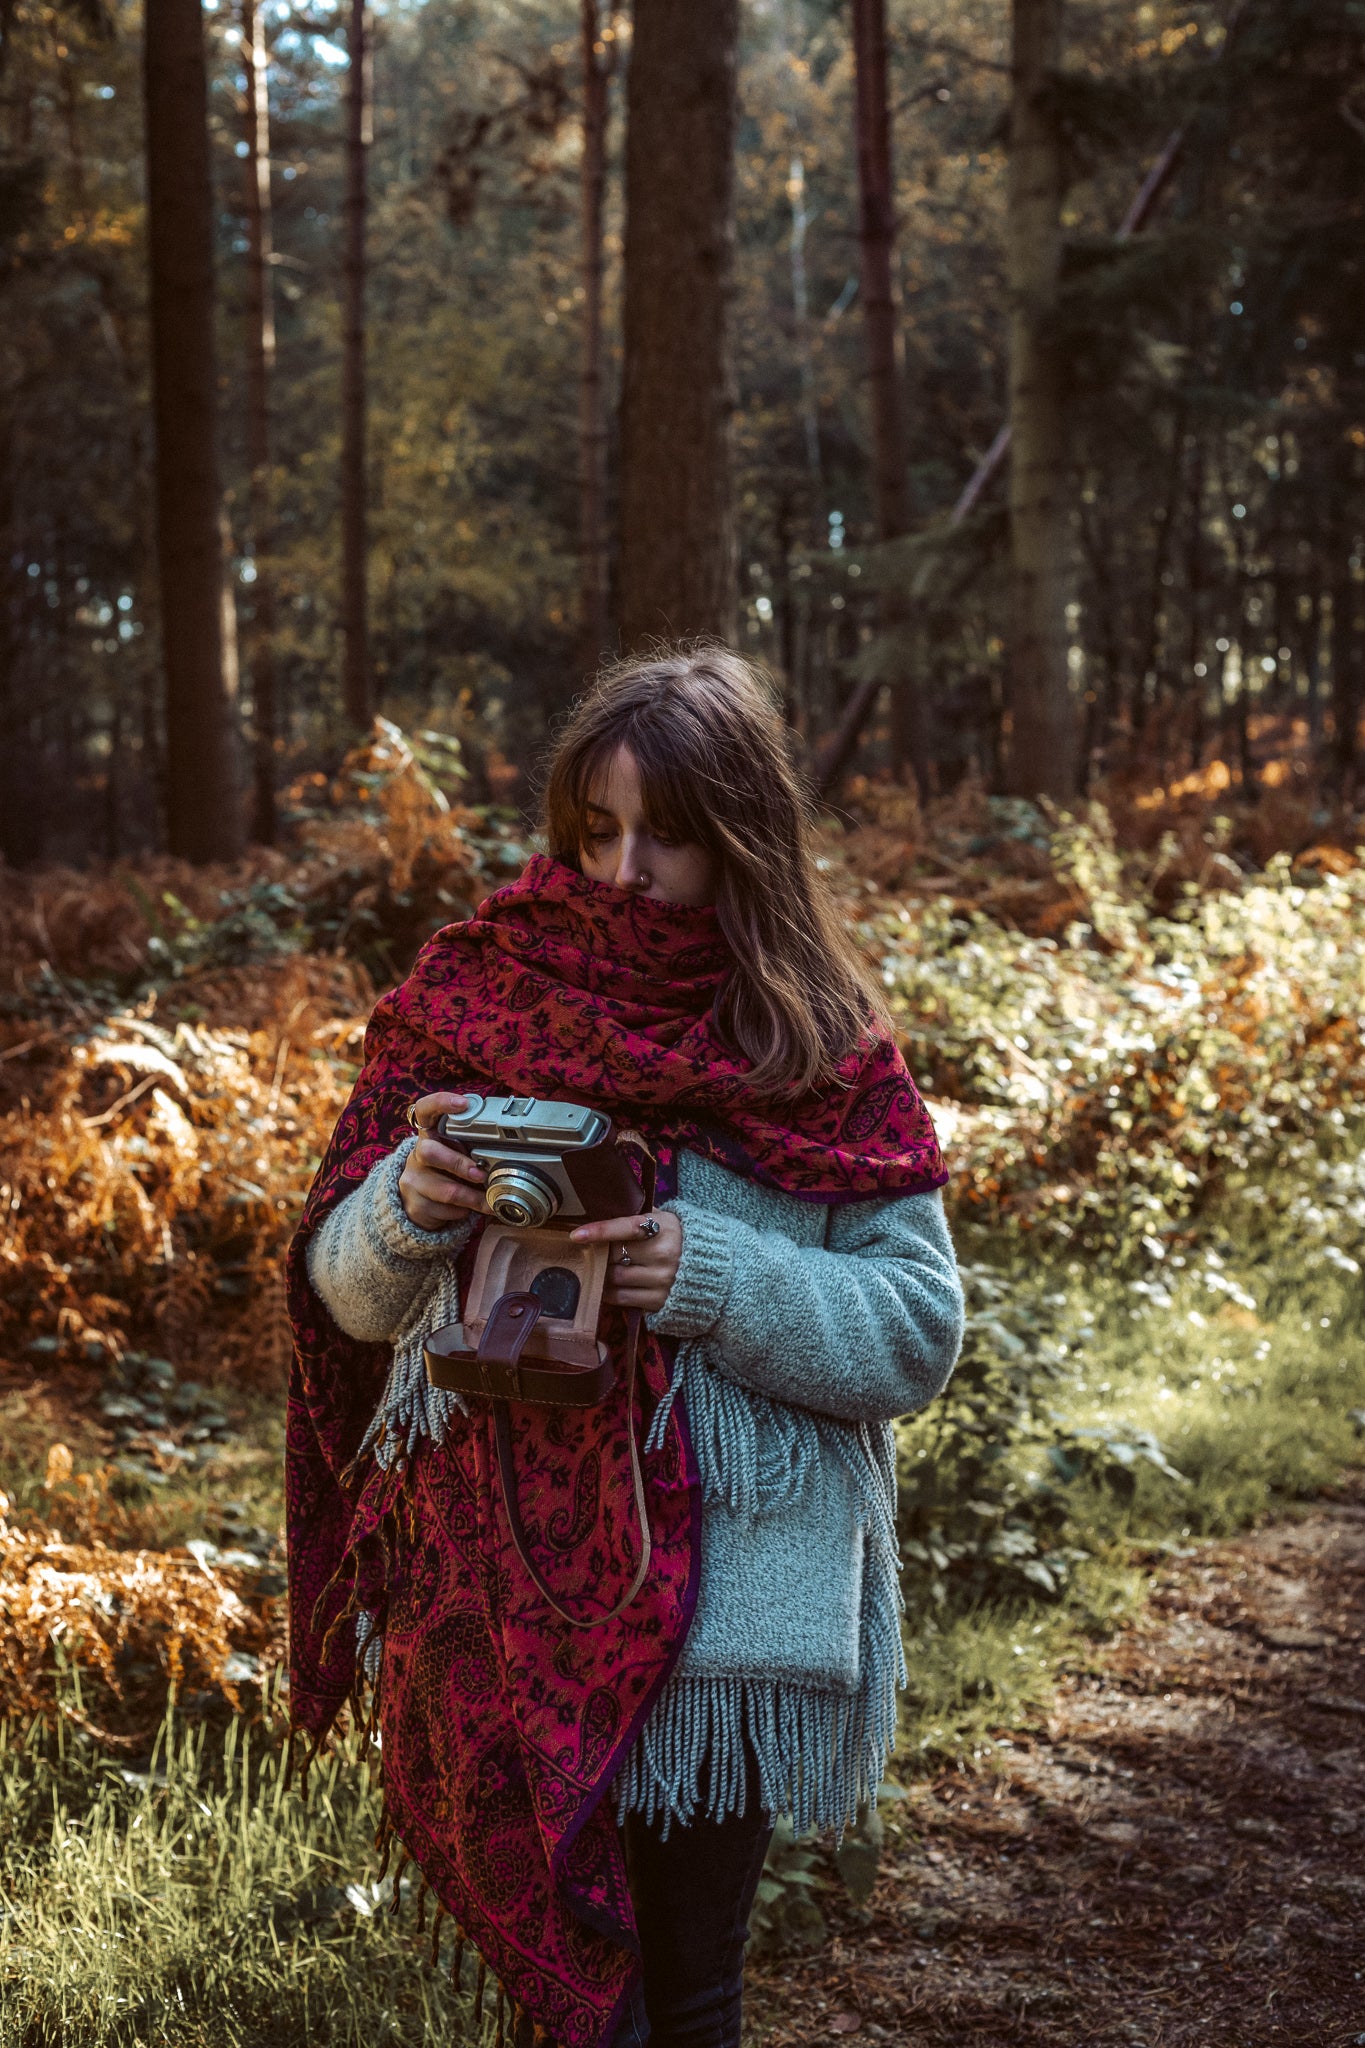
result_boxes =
[637,1215,661,1238]
[616,1247,632,1268]
[405,1102,425,1133]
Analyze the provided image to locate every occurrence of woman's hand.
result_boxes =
[571,1210,683,1314]
[397,1093,487,1231]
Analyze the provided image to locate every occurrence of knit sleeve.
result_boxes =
[305,1136,474,1344]
[648,1186,963,1425]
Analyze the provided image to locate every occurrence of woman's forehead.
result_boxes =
[584,745,643,811]
[580,738,695,835]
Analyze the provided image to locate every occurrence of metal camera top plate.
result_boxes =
[438,1096,609,1149]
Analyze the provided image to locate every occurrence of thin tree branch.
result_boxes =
[894,28,1011,75]
[1339,95,1365,144]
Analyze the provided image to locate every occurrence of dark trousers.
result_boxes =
[612,1795,775,2048]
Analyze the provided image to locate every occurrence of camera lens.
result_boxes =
[529,1267,580,1320]
[484,1162,560,1228]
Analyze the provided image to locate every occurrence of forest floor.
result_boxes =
[6,767,1365,2043]
[752,1482,1365,2048]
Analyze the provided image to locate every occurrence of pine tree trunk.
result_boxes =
[143,0,243,860]
[1004,0,1076,798]
[578,0,613,677]
[341,0,372,730]
[786,153,822,521]
[617,0,739,650]
[1330,444,1362,801]
[1183,436,1207,771]
[242,0,279,843]
[852,0,906,548]
[0,467,43,863]
[851,0,925,791]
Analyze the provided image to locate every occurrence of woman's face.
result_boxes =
[579,746,718,906]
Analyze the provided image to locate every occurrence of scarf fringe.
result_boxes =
[626,1374,907,1840]
[652,1342,904,1546]
[614,1601,901,1846]
[636,1345,907,1839]
[665,1343,824,1518]
[344,1789,528,2043]
[284,1689,592,2046]
[355,1604,385,1686]
[355,1257,469,1474]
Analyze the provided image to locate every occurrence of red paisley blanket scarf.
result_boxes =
[286,855,946,2048]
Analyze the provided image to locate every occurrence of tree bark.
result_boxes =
[0,466,44,864]
[1330,444,1362,801]
[787,152,823,524]
[242,0,279,843]
[617,0,739,650]
[341,0,372,730]
[851,0,926,791]
[1183,435,1207,771]
[143,0,243,860]
[578,0,614,677]
[1003,0,1076,798]
[852,0,906,548]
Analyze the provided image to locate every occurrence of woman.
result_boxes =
[287,646,963,2048]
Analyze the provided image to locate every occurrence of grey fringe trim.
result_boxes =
[650,1342,904,1560]
[614,1645,899,1843]
[645,1341,824,1517]
[354,1605,384,1686]
[351,1256,473,1689]
[630,1340,907,1839]
[355,1258,469,1473]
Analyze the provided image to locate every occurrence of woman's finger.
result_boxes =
[569,1211,665,1245]
[408,1090,475,1131]
[602,1280,669,1310]
[403,1171,484,1217]
[414,1135,485,1186]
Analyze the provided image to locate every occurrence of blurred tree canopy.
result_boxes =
[1,0,1363,861]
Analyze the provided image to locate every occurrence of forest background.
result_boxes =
[2,2,1365,2045]
[4,0,1364,848]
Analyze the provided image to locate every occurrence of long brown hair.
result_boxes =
[540,644,889,1097]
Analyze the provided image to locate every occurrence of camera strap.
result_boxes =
[432,1128,660,1627]
[491,1307,652,1630]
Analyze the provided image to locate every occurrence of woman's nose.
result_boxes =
[614,832,651,891]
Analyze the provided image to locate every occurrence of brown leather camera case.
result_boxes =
[424,1223,617,1404]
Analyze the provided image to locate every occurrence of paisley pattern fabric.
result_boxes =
[286,856,945,2048]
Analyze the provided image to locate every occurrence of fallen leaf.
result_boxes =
[44,1442,74,1489]
[1259,1626,1332,1651]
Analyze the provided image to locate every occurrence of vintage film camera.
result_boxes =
[423,1093,650,1407]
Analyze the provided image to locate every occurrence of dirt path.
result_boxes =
[750,1490,1365,2047]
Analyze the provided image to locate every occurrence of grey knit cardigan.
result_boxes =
[306,1137,963,1836]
